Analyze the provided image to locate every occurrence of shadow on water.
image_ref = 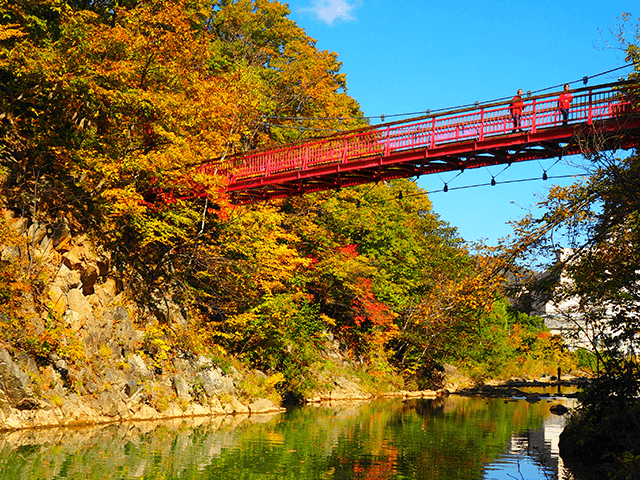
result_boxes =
[0,393,583,480]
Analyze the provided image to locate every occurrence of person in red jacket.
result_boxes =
[558,84,573,126]
[509,89,524,133]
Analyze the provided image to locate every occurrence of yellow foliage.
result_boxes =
[0,23,25,41]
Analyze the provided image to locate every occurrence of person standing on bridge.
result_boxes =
[510,89,524,133]
[558,83,573,126]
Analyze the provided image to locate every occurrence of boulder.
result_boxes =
[93,278,118,307]
[90,390,123,417]
[442,364,475,392]
[8,215,28,235]
[550,404,569,415]
[39,235,53,257]
[196,368,235,398]
[124,379,140,397]
[208,397,225,415]
[128,355,152,380]
[53,264,82,292]
[96,251,111,277]
[62,249,83,271]
[248,398,284,414]
[81,265,99,295]
[50,217,72,249]
[0,349,37,411]
[173,375,192,402]
[131,404,160,421]
[332,376,364,398]
[0,245,21,262]
[27,222,47,245]
[67,288,93,323]
[223,397,250,415]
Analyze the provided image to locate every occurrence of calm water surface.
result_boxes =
[0,394,579,480]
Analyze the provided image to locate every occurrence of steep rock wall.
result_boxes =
[0,211,286,430]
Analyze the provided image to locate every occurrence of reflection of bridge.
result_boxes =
[199,81,640,204]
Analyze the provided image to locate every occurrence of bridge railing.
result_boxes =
[203,81,634,181]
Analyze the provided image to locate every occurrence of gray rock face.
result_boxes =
[0,349,37,411]
[110,306,136,354]
[90,391,122,417]
[0,212,289,432]
[173,375,192,402]
[196,368,235,398]
[128,355,152,380]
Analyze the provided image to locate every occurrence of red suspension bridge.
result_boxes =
[198,80,640,204]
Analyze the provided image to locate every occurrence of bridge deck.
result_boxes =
[198,81,640,204]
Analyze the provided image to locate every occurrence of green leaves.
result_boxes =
[1,0,528,398]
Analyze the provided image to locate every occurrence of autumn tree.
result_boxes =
[505,149,640,479]
[208,0,366,148]
[0,0,368,388]
[273,180,509,387]
[0,0,365,291]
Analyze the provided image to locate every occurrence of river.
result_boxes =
[0,390,578,479]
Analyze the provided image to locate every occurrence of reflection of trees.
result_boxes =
[0,397,563,480]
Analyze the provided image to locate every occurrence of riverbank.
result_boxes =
[0,210,588,433]
[0,353,587,433]
[0,393,577,480]
[0,211,431,432]
[456,375,589,398]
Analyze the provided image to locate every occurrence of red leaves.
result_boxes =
[338,244,359,258]
[351,277,398,345]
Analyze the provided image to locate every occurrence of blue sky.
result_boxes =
[284,0,639,246]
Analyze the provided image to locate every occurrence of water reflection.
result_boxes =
[0,394,579,480]
[484,408,575,480]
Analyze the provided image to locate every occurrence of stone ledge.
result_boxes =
[0,395,284,432]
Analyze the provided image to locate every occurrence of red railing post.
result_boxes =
[479,109,485,141]
[430,117,436,149]
[384,126,390,156]
[588,89,593,125]
[531,99,537,133]
[303,143,308,170]
[503,108,508,135]
[342,137,348,163]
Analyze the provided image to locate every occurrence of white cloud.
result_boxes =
[301,0,359,26]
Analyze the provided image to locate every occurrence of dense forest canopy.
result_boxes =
[0,0,576,401]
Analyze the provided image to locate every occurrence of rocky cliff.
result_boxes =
[0,210,290,430]
[0,210,393,431]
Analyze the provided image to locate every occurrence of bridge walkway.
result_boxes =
[198,81,640,204]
